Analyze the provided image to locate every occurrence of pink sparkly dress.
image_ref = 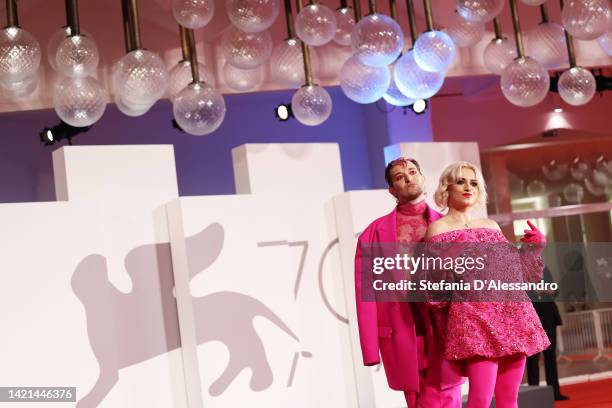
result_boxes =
[426,227,551,361]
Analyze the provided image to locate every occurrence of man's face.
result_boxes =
[388,162,425,203]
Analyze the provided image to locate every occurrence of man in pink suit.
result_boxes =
[354,157,464,407]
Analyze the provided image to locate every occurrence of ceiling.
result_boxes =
[0,0,610,113]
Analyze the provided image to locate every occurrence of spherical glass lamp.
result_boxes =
[455,0,504,23]
[525,22,567,69]
[173,82,226,136]
[563,183,584,203]
[339,54,390,104]
[445,13,485,47]
[270,38,319,87]
[223,62,263,91]
[172,0,215,29]
[501,57,549,107]
[55,34,99,78]
[0,72,38,97]
[226,0,280,33]
[114,93,152,117]
[53,76,107,127]
[351,13,404,67]
[558,66,596,106]
[333,7,355,46]
[598,31,612,56]
[526,179,546,196]
[561,0,611,41]
[221,25,273,69]
[414,30,456,72]
[394,49,444,99]
[291,85,333,126]
[112,49,169,108]
[383,62,416,106]
[47,26,92,71]
[0,27,41,84]
[295,3,337,46]
[167,60,214,100]
[483,37,517,74]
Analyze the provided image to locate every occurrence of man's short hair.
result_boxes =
[384,157,422,187]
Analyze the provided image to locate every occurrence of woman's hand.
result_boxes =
[521,220,546,245]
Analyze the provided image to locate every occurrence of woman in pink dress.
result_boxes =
[424,161,550,408]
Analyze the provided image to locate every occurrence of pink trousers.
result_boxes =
[404,374,462,408]
[465,354,526,408]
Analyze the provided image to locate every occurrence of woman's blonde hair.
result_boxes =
[434,161,487,210]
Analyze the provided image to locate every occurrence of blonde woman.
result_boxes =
[425,161,550,408]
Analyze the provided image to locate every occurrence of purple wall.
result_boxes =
[1,86,425,203]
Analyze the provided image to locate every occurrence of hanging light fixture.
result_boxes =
[561,0,610,41]
[172,0,215,29]
[173,27,226,135]
[112,0,169,117]
[291,0,333,126]
[47,1,92,72]
[501,0,550,107]
[351,0,405,67]
[413,0,456,72]
[445,11,485,48]
[339,0,391,103]
[53,0,106,127]
[394,0,444,100]
[483,17,517,75]
[524,3,567,69]
[333,0,356,46]
[54,0,99,78]
[270,0,320,87]
[168,26,214,100]
[223,61,264,91]
[455,0,504,23]
[226,0,280,33]
[558,0,597,106]
[0,0,41,97]
[295,0,337,46]
[221,25,273,69]
[383,0,415,106]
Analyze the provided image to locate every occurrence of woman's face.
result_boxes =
[447,167,480,209]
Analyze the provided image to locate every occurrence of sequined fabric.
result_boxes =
[396,200,429,243]
[427,227,551,360]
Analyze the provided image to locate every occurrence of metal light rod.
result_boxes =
[559,0,576,67]
[389,0,398,20]
[185,28,200,84]
[179,25,191,62]
[493,17,503,40]
[128,0,142,50]
[121,0,135,52]
[66,0,81,36]
[509,0,526,59]
[422,0,434,32]
[6,0,18,27]
[354,0,362,22]
[539,3,549,23]
[405,0,418,46]
[296,0,314,86]
[283,0,295,39]
[340,0,348,7]
[368,0,376,14]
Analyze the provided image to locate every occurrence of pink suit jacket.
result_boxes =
[354,205,464,393]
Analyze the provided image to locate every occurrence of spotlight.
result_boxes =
[411,99,428,115]
[171,118,185,133]
[553,107,563,113]
[274,103,293,121]
[40,121,91,146]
